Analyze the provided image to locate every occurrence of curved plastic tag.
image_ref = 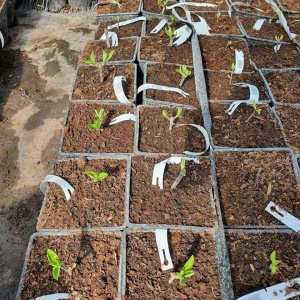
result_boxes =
[137,83,189,98]
[233,50,244,74]
[32,294,69,300]
[107,17,146,30]
[0,31,4,48]
[253,19,265,30]
[173,25,193,46]
[155,229,174,271]
[167,2,217,9]
[113,76,131,104]
[109,113,136,125]
[151,19,168,34]
[100,31,118,47]
[152,156,200,189]
[193,15,211,35]
[40,175,74,201]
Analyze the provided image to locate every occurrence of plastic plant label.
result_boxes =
[94,0,121,9]
[113,76,131,104]
[174,124,210,155]
[253,19,265,30]
[167,2,217,9]
[265,0,297,41]
[265,202,300,233]
[152,156,200,189]
[137,83,189,98]
[31,294,69,300]
[173,25,193,46]
[155,229,174,271]
[40,175,74,201]
[193,15,211,35]
[274,43,281,53]
[236,278,300,300]
[150,19,168,34]
[0,31,4,48]
[107,17,146,30]
[109,113,136,125]
[100,31,118,47]
[233,50,244,74]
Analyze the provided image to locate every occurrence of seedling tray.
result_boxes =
[276,0,300,14]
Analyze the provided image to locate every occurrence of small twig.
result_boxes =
[171,169,186,190]
[104,28,110,48]
[254,167,262,187]
[246,110,256,123]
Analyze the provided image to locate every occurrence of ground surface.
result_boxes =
[0,9,97,299]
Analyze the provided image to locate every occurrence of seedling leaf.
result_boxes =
[82,51,98,67]
[176,108,183,119]
[102,50,115,66]
[182,255,194,271]
[162,110,169,119]
[84,171,108,183]
[180,158,186,170]
[47,249,62,281]
[52,266,61,281]
[269,251,281,274]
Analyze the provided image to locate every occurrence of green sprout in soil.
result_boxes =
[167,14,175,28]
[269,250,281,275]
[46,249,76,281]
[100,49,115,82]
[162,108,183,130]
[82,51,98,67]
[165,27,176,46]
[84,171,108,183]
[175,65,192,87]
[216,0,223,21]
[226,40,232,48]
[88,108,105,131]
[157,0,169,14]
[246,101,262,122]
[171,158,186,190]
[169,255,195,285]
[227,62,236,84]
[274,34,283,43]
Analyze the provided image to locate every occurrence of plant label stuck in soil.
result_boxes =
[137,83,189,98]
[192,15,211,36]
[173,25,193,46]
[253,19,265,31]
[234,50,244,74]
[265,201,300,233]
[109,113,136,125]
[150,19,168,34]
[113,76,131,104]
[107,17,146,30]
[30,293,69,300]
[100,31,119,47]
[155,229,174,271]
[40,175,74,201]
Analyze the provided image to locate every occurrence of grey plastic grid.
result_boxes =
[276,0,300,14]
[59,101,137,157]
[70,63,137,103]
[15,230,126,300]
[36,155,131,232]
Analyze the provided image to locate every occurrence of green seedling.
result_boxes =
[246,101,262,122]
[169,14,175,25]
[162,108,183,130]
[171,158,186,190]
[100,49,115,82]
[46,249,76,281]
[88,108,105,131]
[84,171,108,183]
[169,255,195,285]
[157,0,169,14]
[274,34,283,42]
[226,40,232,48]
[82,51,98,67]
[216,11,221,21]
[165,27,176,46]
[175,65,192,87]
[227,62,236,84]
[269,251,281,275]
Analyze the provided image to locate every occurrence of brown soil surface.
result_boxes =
[210,103,285,148]
[197,13,241,36]
[205,71,268,101]
[226,231,300,298]
[18,232,121,299]
[126,231,222,299]
[37,157,127,229]
[96,0,140,14]
[275,106,300,153]
[215,151,300,226]
[72,64,135,101]
[285,14,300,38]
[199,36,252,72]
[142,0,174,15]
[138,106,206,154]
[62,103,135,154]
[95,19,143,39]
[145,18,185,38]
[264,70,300,104]
[279,0,300,11]
[238,16,290,42]
[232,0,275,16]
[139,37,193,65]
[248,42,300,69]
[145,63,199,107]
[129,156,216,226]
[79,38,137,63]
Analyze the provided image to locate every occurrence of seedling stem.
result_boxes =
[171,158,186,189]
[175,65,191,87]
[162,108,183,130]
[169,255,195,285]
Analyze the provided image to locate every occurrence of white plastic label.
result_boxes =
[253,19,265,30]
[155,229,174,271]
[152,156,200,189]
[167,2,217,9]
[109,113,136,125]
[236,278,300,300]
[137,83,189,98]
[93,0,121,9]
[233,50,244,74]
[107,17,146,30]
[173,25,193,46]
[113,76,131,104]
[0,31,4,48]
[100,31,118,47]
[193,15,211,35]
[265,201,300,233]
[40,175,74,201]
[274,43,281,53]
[32,294,69,300]
[150,19,168,34]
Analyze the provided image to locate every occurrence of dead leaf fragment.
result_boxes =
[267,182,272,196]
